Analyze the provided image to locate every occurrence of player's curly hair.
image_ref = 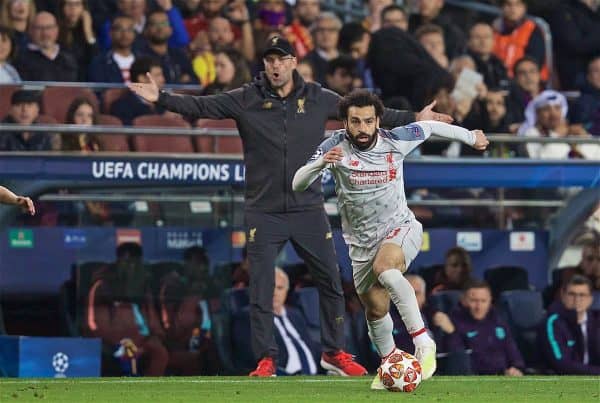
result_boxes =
[338,89,384,121]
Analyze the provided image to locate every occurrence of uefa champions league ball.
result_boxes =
[52,352,69,374]
[377,349,422,392]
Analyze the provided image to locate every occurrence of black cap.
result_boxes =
[262,36,295,58]
[11,90,41,106]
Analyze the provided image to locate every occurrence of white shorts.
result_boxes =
[350,220,423,295]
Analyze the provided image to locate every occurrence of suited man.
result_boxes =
[233,267,319,375]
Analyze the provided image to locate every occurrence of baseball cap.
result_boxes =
[262,36,295,58]
[11,90,41,106]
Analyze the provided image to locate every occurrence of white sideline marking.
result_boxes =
[0,377,598,385]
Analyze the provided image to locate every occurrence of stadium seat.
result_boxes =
[429,290,462,314]
[195,119,241,154]
[36,114,58,124]
[498,290,545,370]
[132,115,194,153]
[0,84,19,118]
[96,114,130,152]
[325,120,344,130]
[484,266,530,301]
[42,87,99,123]
[223,287,249,315]
[101,88,128,114]
[417,264,443,295]
[592,291,600,311]
[74,261,110,333]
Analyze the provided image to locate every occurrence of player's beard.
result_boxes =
[348,128,378,150]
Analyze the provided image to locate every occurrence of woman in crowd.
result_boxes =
[0,26,20,83]
[0,0,36,49]
[431,247,475,294]
[62,97,101,152]
[57,0,98,80]
[201,47,251,95]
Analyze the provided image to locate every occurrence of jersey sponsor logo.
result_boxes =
[325,231,333,239]
[297,98,305,114]
[262,101,272,109]
[248,227,257,243]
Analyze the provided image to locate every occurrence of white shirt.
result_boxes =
[579,312,589,365]
[112,53,135,83]
[523,127,600,160]
[273,308,317,375]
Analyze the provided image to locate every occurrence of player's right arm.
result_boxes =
[292,131,344,192]
[128,73,243,120]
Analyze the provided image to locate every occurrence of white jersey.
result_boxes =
[293,121,476,249]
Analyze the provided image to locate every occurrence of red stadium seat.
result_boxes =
[195,119,241,154]
[96,114,130,152]
[0,84,19,119]
[36,114,58,124]
[101,88,127,114]
[326,120,344,130]
[42,87,99,123]
[132,114,193,153]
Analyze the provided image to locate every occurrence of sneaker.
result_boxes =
[249,357,276,377]
[320,350,367,376]
[414,341,437,380]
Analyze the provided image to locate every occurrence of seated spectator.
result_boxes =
[507,56,545,123]
[180,0,226,45]
[482,89,512,134]
[88,15,137,83]
[446,280,525,376]
[284,0,316,59]
[362,0,393,33]
[409,0,466,59]
[548,0,600,90]
[57,0,98,81]
[62,97,102,152]
[110,56,169,125]
[84,242,168,376]
[296,58,314,83]
[538,275,600,374]
[571,56,600,136]
[324,56,357,96]
[200,47,251,95]
[0,90,54,151]
[232,267,319,375]
[0,0,35,49]
[0,26,21,83]
[431,247,474,294]
[492,0,547,80]
[415,24,448,69]
[14,11,78,81]
[466,22,508,89]
[337,22,373,89]
[521,90,600,160]
[98,0,189,51]
[252,0,290,62]
[159,246,220,375]
[304,12,341,85]
[140,9,196,84]
[380,4,409,32]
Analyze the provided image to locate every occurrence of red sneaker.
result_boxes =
[249,357,276,377]
[320,350,367,376]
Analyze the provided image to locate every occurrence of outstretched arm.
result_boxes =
[0,186,35,215]
[390,121,489,154]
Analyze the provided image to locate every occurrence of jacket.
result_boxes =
[157,71,415,213]
[14,46,78,82]
[0,115,53,151]
[538,301,600,374]
[88,50,137,83]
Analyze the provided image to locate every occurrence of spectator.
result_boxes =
[304,12,341,84]
[0,90,54,151]
[84,242,168,376]
[466,22,508,89]
[548,0,600,90]
[296,58,314,83]
[159,246,220,375]
[337,22,373,89]
[521,90,600,160]
[88,15,137,83]
[431,247,474,294]
[552,238,600,299]
[446,280,525,375]
[492,0,547,80]
[180,0,226,44]
[415,24,449,69]
[324,56,357,96]
[140,9,196,84]
[285,0,317,59]
[363,0,393,33]
[232,267,320,375]
[98,0,189,51]
[57,0,98,80]
[538,275,600,374]
[201,47,250,95]
[252,0,289,61]
[62,97,102,152]
[506,56,545,123]
[409,0,466,59]
[482,89,512,133]
[110,56,168,125]
[380,4,408,32]
[0,26,21,83]
[14,11,78,81]
[0,0,36,48]
[571,56,600,136]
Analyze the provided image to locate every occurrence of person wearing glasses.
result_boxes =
[539,274,600,374]
[128,35,451,378]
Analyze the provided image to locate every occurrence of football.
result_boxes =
[377,349,422,392]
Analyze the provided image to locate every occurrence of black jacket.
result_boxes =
[157,71,414,212]
[0,115,53,151]
[14,46,78,82]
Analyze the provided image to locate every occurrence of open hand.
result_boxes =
[416,100,453,124]
[471,129,489,150]
[128,73,160,103]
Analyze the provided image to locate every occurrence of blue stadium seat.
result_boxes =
[484,266,530,301]
[223,288,249,315]
[498,290,545,370]
[592,291,600,311]
[429,290,463,314]
[293,287,320,343]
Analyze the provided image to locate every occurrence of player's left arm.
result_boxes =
[293,131,344,192]
[0,186,35,215]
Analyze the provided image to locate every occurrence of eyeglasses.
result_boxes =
[32,24,57,31]
[112,26,135,33]
[148,21,170,28]
[263,55,294,65]
[566,291,591,299]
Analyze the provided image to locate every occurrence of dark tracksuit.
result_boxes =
[447,305,525,375]
[156,70,415,361]
[538,301,600,375]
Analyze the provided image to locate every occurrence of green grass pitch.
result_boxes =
[1,376,598,402]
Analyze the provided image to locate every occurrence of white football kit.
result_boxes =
[293,120,476,294]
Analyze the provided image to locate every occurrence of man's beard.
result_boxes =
[347,128,377,150]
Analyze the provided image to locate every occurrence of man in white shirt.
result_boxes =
[293,89,489,388]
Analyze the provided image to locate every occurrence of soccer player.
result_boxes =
[0,186,35,215]
[292,90,488,387]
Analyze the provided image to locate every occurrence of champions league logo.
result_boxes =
[52,352,69,378]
